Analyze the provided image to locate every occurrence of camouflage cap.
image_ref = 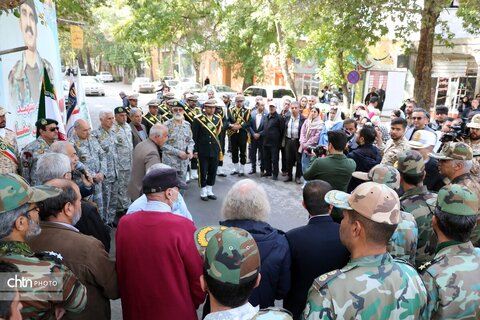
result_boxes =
[352,164,400,191]
[429,142,473,160]
[324,182,400,225]
[0,173,62,213]
[147,98,161,106]
[252,307,293,320]
[397,150,425,175]
[467,114,480,129]
[204,99,219,108]
[194,226,228,257]
[408,130,437,149]
[204,227,260,285]
[426,184,479,216]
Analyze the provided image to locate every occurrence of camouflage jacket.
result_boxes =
[464,138,480,176]
[21,136,51,185]
[162,119,195,174]
[387,210,418,265]
[69,134,107,177]
[0,128,20,174]
[92,127,118,182]
[302,253,428,319]
[379,138,410,166]
[0,241,87,320]
[420,241,480,320]
[400,185,438,268]
[113,122,133,171]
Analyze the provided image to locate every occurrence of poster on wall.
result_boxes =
[0,0,65,149]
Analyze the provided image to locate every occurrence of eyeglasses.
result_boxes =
[412,117,424,120]
[48,127,59,132]
[24,206,40,217]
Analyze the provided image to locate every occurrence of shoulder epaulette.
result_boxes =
[35,250,63,265]
[418,255,446,273]
[312,264,356,290]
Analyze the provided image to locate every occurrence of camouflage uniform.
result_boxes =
[0,127,20,174]
[162,117,195,180]
[379,138,410,166]
[420,184,480,319]
[69,134,107,217]
[21,136,51,185]
[465,114,480,176]
[112,121,133,212]
[92,127,118,224]
[308,182,428,319]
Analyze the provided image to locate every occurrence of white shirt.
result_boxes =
[204,303,259,320]
[287,116,300,139]
[255,113,263,130]
[127,194,193,221]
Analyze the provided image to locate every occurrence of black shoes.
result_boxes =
[261,173,272,177]
[201,196,209,201]
[208,194,217,200]
[272,176,278,181]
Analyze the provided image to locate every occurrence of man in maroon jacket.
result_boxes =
[116,167,205,319]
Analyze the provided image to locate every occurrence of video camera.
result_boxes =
[307,145,327,157]
[440,125,468,143]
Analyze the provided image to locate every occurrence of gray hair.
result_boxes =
[130,107,142,117]
[149,124,167,138]
[99,110,113,120]
[36,153,71,184]
[221,179,270,221]
[0,204,29,239]
[146,163,171,174]
[49,141,71,155]
[453,159,473,173]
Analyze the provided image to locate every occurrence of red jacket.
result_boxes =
[116,210,205,320]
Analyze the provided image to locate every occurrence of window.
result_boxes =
[273,89,294,99]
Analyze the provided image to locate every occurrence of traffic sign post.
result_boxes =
[347,70,361,114]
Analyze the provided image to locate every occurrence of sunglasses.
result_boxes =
[48,127,59,132]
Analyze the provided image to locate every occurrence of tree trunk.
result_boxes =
[86,47,94,75]
[76,50,85,69]
[274,20,297,97]
[193,55,201,83]
[336,50,351,106]
[243,68,255,90]
[413,0,440,110]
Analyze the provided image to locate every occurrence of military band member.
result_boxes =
[158,92,175,122]
[0,106,20,174]
[193,99,222,201]
[184,94,203,180]
[21,118,58,185]
[227,95,251,176]
[215,101,229,177]
[142,99,162,135]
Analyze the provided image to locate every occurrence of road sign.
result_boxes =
[70,25,84,49]
[347,70,360,85]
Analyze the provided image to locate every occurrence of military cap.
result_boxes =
[35,118,58,128]
[429,142,473,160]
[352,164,400,191]
[142,168,187,195]
[166,99,184,109]
[204,227,260,285]
[164,92,175,100]
[114,106,127,114]
[235,95,245,102]
[0,173,61,213]
[252,307,293,320]
[185,94,198,102]
[194,225,228,257]
[467,114,480,129]
[147,99,161,106]
[435,105,449,115]
[204,99,218,108]
[325,182,400,225]
[426,184,479,216]
[408,130,437,149]
[221,93,231,99]
[0,106,6,116]
[127,94,139,100]
[397,150,425,175]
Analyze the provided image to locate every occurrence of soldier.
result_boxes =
[193,99,222,201]
[397,150,437,268]
[0,173,87,319]
[421,184,480,319]
[112,107,133,223]
[377,117,410,166]
[465,113,480,175]
[92,111,118,225]
[303,182,428,319]
[0,106,20,174]
[159,92,175,122]
[429,142,480,246]
[162,100,195,182]
[227,95,251,176]
[70,119,107,218]
[142,99,162,135]
[21,118,58,185]
[184,94,203,180]
[353,164,418,265]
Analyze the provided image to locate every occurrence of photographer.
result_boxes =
[303,130,356,192]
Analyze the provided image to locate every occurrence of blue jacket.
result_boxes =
[220,219,291,308]
[347,144,381,191]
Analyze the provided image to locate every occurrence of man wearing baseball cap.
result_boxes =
[195,226,261,319]
[0,173,87,318]
[421,184,480,319]
[303,182,428,319]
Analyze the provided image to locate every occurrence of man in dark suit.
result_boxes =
[247,99,267,174]
[128,123,168,200]
[262,103,285,180]
[283,180,350,319]
[284,101,306,184]
[129,108,148,148]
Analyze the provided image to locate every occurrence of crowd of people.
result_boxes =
[0,88,479,319]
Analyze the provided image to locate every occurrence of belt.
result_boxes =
[286,137,299,141]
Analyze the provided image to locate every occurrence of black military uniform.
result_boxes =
[192,99,222,201]
[227,95,251,176]
[142,99,162,135]
[183,94,203,180]
[215,104,229,177]
[158,92,175,122]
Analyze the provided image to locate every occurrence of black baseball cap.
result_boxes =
[142,168,188,194]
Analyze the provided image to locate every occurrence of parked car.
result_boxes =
[132,77,155,93]
[197,84,237,104]
[79,68,88,76]
[165,79,180,89]
[172,82,202,99]
[243,85,296,109]
[62,80,70,101]
[96,71,113,82]
[82,76,105,96]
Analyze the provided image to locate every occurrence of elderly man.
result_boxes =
[247,99,267,175]
[227,95,251,176]
[0,106,19,174]
[142,99,162,134]
[128,123,168,200]
[263,103,284,181]
[21,118,58,184]
[405,108,436,140]
[284,102,306,183]
[129,107,147,148]
[0,173,87,319]
[421,184,480,319]
[92,111,119,225]
[220,179,290,308]
[28,178,119,319]
[117,167,204,319]
[304,182,428,319]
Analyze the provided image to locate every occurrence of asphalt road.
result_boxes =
[86,82,309,319]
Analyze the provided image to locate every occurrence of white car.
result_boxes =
[197,84,237,104]
[82,76,105,96]
[96,71,113,82]
[243,85,296,109]
[132,77,155,93]
[172,82,202,99]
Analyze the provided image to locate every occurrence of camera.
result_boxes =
[307,145,327,157]
[440,125,468,143]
